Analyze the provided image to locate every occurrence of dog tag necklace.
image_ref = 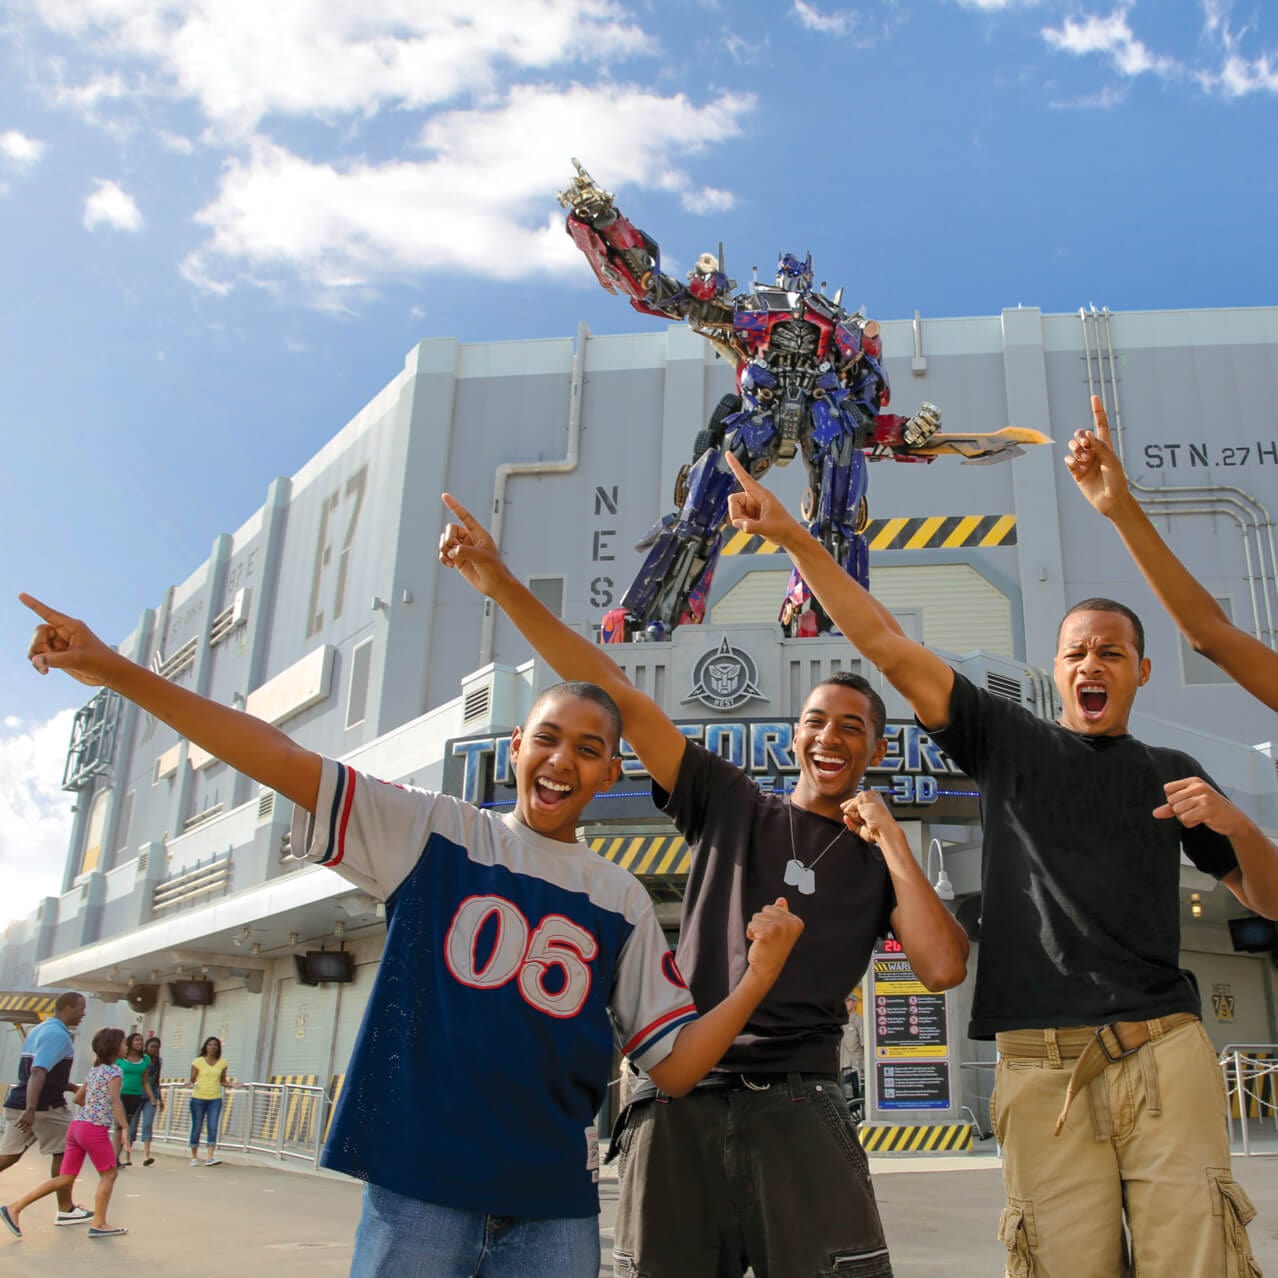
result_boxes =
[784,798,845,896]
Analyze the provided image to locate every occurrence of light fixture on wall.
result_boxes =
[925,838,955,902]
[1190,892,1203,919]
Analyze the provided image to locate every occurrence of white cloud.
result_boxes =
[0,129,46,167]
[1042,9,1180,78]
[681,186,736,215]
[30,0,655,137]
[790,0,904,46]
[0,710,77,929]
[1049,83,1129,109]
[792,1,854,35]
[179,83,754,304]
[1194,1,1278,97]
[955,0,1040,8]
[83,177,144,230]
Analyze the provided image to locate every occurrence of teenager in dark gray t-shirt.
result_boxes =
[437,493,970,1278]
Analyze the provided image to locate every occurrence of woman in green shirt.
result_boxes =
[113,1033,156,1167]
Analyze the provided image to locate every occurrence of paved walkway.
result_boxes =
[1,1144,1277,1274]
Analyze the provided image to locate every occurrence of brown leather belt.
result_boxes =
[995,1013,1199,1136]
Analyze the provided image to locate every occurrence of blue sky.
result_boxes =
[2,0,1276,922]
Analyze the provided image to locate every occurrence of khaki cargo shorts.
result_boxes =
[0,1104,71,1156]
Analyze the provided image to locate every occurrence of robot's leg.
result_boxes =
[604,443,744,642]
[780,442,869,638]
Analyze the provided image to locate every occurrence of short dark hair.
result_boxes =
[808,672,887,741]
[92,1027,125,1067]
[529,681,623,753]
[54,991,84,1014]
[200,1036,222,1060]
[1059,598,1145,659]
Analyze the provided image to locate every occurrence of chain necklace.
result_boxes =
[784,797,846,896]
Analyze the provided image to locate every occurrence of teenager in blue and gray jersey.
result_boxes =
[20,591,805,1278]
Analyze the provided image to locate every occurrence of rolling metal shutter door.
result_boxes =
[269,977,335,1078]
[871,565,1013,658]
[155,1004,205,1075]
[203,987,261,1080]
[330,961,377,1079]
[710,568,790,624]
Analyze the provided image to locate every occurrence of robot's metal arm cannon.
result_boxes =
[557,160,733,325]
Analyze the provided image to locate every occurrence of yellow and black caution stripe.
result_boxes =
[264,1073,320,1142]
[589,834,691,878]
[0,992,58,1022]
[326,1074,345,1141]
[858,1123,974,1153]
[721,515,1017,557]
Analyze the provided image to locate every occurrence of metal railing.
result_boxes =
[1219,1044,1278,1157]
[149,1080,331,1167]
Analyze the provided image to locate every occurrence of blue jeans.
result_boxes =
[189,1097,222,1149]
[129,1097,158,1144]
[349,1182,599,1278]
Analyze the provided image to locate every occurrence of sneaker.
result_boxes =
[190,1158,200,1167]
[0,1205,20,1238]
[88,1226,128,1238]
[143,1158,155,1167]
[205,1158,222,1167]
[55,1206,93,1226]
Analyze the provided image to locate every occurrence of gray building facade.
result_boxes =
[3,304,1276,1125]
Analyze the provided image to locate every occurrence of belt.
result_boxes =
[996,1013,1198,1136]
[626,1070,838,1109]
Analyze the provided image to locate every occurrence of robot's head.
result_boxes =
[776,252,813,295]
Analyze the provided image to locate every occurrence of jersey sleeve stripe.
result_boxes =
[622,1002,699,1057]
[328,767,357,867]
[318,765,353,866]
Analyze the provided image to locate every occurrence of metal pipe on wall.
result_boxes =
[478,321,590,666]
[1078,307,1278,648]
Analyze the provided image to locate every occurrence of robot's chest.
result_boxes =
[734,292,833,362]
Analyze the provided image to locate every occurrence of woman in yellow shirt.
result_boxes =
[188,1037,234,1167]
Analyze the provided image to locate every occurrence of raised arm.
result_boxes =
[723,454,955,729]
[20,594,322,811]
[438,495,689,794]
[1066,396,1278,712]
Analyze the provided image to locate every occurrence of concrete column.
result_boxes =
[1001,308,1067,662]
[169,534,232,835]
[233,477,292,809]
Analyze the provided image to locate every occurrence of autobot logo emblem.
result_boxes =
[684,637,765,712]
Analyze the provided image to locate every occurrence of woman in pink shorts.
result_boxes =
[1,1027,131,1240]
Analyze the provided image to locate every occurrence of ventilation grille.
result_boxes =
[463,683,491,724]
[257,790,276,821]
[985,672,1024,703]
[181,803,224,833]
[152,635,198,681]
[209,589,249,648]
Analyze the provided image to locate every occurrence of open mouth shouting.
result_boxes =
[532,776,574,809]
[809,751,851,783]
[1076,681,1109,722]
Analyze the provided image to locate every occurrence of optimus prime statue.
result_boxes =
[559,161,1040,642]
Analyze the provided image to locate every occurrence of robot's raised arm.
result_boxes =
[557,160,704,322]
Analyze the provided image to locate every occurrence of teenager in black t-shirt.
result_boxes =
[723,451,1278,1278]
[439,494,969,1278]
